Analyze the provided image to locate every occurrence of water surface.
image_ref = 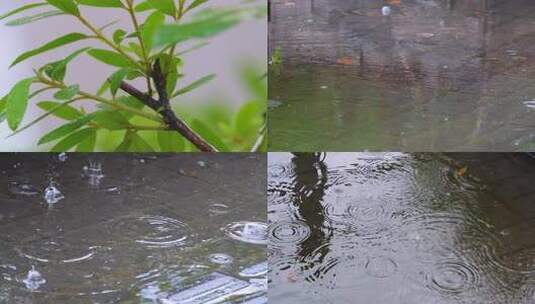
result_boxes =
[268,152,535,303]
[0,153,267,303]
[269,0,535,151]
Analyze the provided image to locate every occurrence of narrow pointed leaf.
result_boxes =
[45,0,80,16]
[6,10,64,26]
[54,84,79,100]
[157,130,185,152]
[191,119,229,151]
[37,101,82,120]
[75,128,96,151]
[147,0,176,16]
[76,0,123,8]
[0,3,48,21]
[173,74,215,97]
[186,0,209,12]
[141,11,164,53]
[38,114,94,145]
[87,49,135,68]
[11,33,88,68]
[50,127,94,151]
[6,78,34,130]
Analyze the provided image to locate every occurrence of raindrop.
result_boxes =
[197,161,207,168]
[382,6,391,16]
[44,183,64,204]
[23,266,46,291]
[208,253,234,265]
[58,152,68,162]
[225,222,267,245]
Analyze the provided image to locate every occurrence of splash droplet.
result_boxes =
[44,183,64,204]
[23,266,46,291]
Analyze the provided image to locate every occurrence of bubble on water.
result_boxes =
[58,153,68,162]
[382,6,391,16]
[23,266,46,291]
[208,204,230,216]
[269,220,311,246]
[44,183,64,204]
[365,256,398,278]
[197,161,207,167]
[208,253,234,265]
[224,221,267,245]
[426,261,480,294]
[8,181,39,196]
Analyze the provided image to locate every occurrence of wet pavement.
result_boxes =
[268,152,535,304]
[269,0,535,151]
[0,154,267,303]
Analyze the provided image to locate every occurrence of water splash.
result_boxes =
[58,153,68,162]
[23,266,46,291]
[83,160,104,187]
[44,183,64,204]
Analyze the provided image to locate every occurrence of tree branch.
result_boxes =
[119,63,217,152]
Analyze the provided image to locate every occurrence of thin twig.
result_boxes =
[119,64,217,152]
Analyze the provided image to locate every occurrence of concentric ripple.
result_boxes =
[324,202,395,239]
[269,220,311,246]
[224,221,267,245]
[365,256,398,278]
[17,240,97,264]
[426,261,480,294]
[106,215,193,249]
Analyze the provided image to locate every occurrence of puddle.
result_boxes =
[269,0,535,151]
[0,153,266,303]
[268,152,535,304]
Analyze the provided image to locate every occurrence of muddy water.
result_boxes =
[268,152,535,304]
[269,0,535,151]
[0,154,267,303]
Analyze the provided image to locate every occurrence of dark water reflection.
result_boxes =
[268,152,535,303]
[269,0,535,151]
[0,154,266,303]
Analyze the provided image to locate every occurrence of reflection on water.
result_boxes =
[268,152,535,303]
[269,0,535,151]
[0,154,266,303]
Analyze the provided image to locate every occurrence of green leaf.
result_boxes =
[191,119,229,151]
[5,78,34,131]
[154,12,240,45]
[108,68,130,96]
[129,132,155,151]
[11,33,88,68]
[134,1,152,12]
[92,111,129,130]
[87,49,135,68]
[157,131,184,152]
[186,0,209,12]
[141,11,164,54]
[76,0,123,8]
[75,128,96,151]
[114,96,144,119]
[0,96,6,112]
[37,101,83,120]
[45,0,80,16]
[43,47,91,81]
[6,10,64,26]
[38,114,94,145]
[54,84,79,100]
[0,3,48,21]
[173,74,215,97]
[50,127,94,152]
[147,0,176,16]
[113,29,127,44]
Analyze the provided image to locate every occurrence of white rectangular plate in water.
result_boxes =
[167,272,249,304]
